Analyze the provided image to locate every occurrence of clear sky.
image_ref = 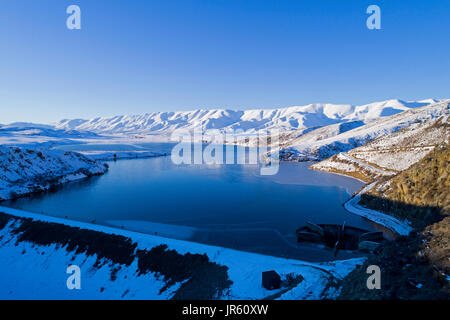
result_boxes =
[1,0,449,124]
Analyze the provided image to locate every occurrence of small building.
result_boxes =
[262,270,281,290]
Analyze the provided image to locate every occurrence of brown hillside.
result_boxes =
[339,144,449,299]
[360,144,449,229]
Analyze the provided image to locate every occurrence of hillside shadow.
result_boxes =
[359,193,446,232]
[339,195,449,300]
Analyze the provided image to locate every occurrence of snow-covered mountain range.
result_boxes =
[311,106,449,182]
[53,99,441,135]
[282,100,449,161]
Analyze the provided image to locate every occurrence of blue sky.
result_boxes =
[0,0,449,124]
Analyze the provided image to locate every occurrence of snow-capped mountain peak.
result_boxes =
[52,98,443,135]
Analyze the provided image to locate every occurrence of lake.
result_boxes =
[4,143,373,261]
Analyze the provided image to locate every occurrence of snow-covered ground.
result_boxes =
[0,125,171,164]
[311,153,396,182]
[283,100,449,161]
[0,146,108,201]
[0,123,102,149]
[0,206,364,300]
[343,184,412,236]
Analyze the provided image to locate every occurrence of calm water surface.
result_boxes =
[5,143,372,261]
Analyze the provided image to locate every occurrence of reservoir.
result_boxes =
[4,143,372,261]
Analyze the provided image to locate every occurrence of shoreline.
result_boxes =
[78,150,170,161]
[0,205,364,266]
[307,163,368,184]
[305,160,412,236]
[343,183,412,236]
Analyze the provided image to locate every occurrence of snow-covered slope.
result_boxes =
[0,207,363,300]
[311,102,449,182]
[53,99,440,135]
[282,100,449,161]
[0,125,100,139]
[0,123,106,150]
[0,146,108,201]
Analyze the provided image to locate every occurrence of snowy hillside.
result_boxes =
[0,207,363,299]
[0,146,108,201]
[53,99,440,135]
[0,123,106,150]
[311,102,449,182]
[282,100,449,161]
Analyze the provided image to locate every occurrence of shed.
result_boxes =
[262,270,281,290]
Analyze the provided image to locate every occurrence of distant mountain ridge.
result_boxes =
[53,99,442,135]
[310,101,449,181]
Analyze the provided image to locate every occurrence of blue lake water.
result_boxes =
[4,143,374,261]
